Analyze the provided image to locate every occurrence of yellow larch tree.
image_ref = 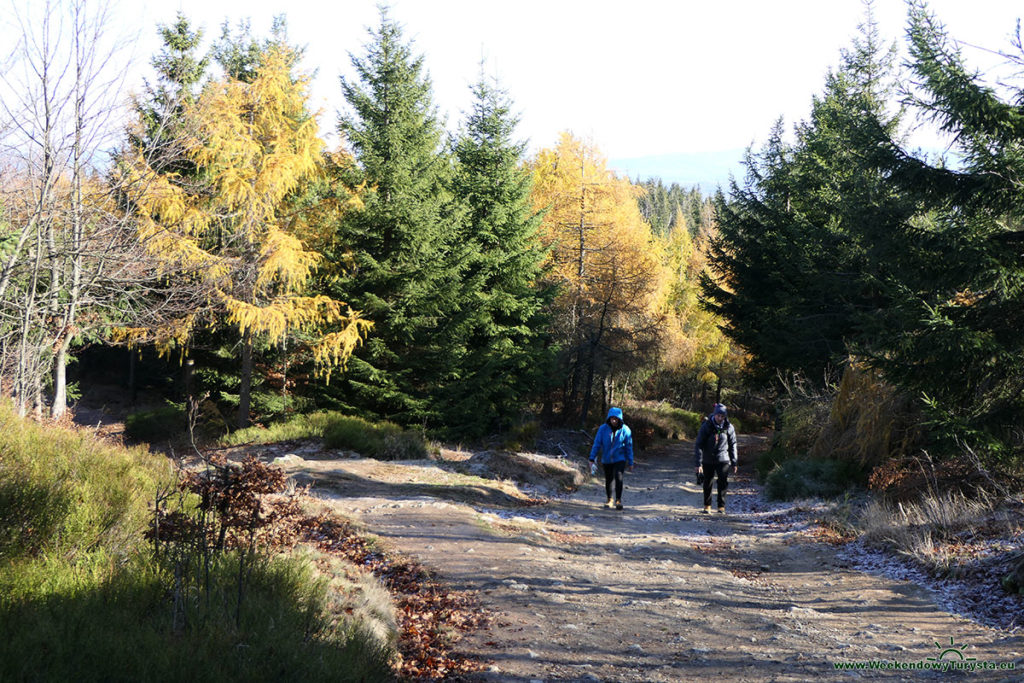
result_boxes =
[530,132,667,423]
[121,46,370,427]
[658,207,746,406]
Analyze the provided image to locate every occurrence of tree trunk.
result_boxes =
[601,375,611,417]
[579,302,610,426]
[52,4,87,421]
[238,330,253,429]
[281,336,289,414]
[52,340,70,419]
[580,360,596,427]
[566,347,583,417]
[184,358,196,433]
[128,350,137,405]
[33,372,44,420]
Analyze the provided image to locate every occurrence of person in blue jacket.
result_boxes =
[589,407,634,510]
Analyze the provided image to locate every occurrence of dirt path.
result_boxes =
[276,439,1023,682]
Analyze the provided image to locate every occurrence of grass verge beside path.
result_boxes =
[0,402,393,682]
[623,401,702,440]
[223,411,429,460]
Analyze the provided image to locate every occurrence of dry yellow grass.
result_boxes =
[809,361,923,468]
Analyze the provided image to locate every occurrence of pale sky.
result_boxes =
[5,0,1022,180]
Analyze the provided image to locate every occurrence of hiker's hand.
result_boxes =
[695,466,701,475]
[732,465,738,474]
[628,465,634,473]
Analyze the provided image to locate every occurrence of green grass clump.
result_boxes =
[323,415,428,460]
[221,411,337,446]
[625,402,702,440]
[0,402,392,681]
[0,404,170,568]
[223,411,428,460]
[124,402,187,444]
[2,552,391,679]
[502,421,542,451]
[755,443,793,483]
[1,553,390,682]
[763,457,865,501]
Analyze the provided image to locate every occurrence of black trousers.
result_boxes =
[701,461,730,508]
[603,461,626,501]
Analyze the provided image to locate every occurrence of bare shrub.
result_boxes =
[771,372,836,456]
[869,451,1002,502]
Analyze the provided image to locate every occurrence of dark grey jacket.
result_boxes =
[694,417,738,467]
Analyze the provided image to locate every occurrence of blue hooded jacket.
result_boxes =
[589,407,634,466]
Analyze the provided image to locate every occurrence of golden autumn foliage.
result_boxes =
[530,132,666,416]
[120,46,369,381]
[531,132,666,328]
[657,208,746,386]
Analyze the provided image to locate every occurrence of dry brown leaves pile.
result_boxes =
[149,455,305,552]
[296,514,489,681]
[806,524,857,545]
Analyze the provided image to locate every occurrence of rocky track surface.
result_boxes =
[269,437,1023,682]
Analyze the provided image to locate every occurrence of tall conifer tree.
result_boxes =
[327,8,463,425]
[130,13,208,176]
[703,5,913,383]
[859,1,1024,460]
[442,73,553,437]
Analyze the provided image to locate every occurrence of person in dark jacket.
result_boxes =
[589,407,634,510]
[694,403,738,513]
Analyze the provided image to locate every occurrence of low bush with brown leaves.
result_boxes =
[151,454,489,681]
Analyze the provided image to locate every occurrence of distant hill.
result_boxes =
[609,149,747,193]
[610,145,957,194]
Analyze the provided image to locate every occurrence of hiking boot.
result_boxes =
[702,505,711,514]
[615,500,623,510]
[718,505,726,513]
[605,498,614,508]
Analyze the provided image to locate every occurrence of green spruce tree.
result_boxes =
[440,72,554,437]
[858,0,1024,462]
[703,5,914,384]
[325,8,464,426]
[212,15,298,83]
[130,12,208,176]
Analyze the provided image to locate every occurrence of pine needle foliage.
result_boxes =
[703,6,914,385]
[130,12,209,179]
[121,45,370,426]
[855,1,1024,465]
[441,72,554,437]
[325,8,464,427]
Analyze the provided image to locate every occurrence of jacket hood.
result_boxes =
[607,407,624,421]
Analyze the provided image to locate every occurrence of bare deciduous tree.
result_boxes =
[0,0,205,419]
